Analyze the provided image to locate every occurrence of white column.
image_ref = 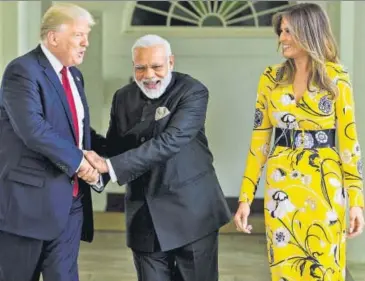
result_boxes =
[0,2,4,76]
[1,1,19,70]
[18,1,41,55]
[339,1,355,77]
[341,1,365,264]
[0,1,42,72]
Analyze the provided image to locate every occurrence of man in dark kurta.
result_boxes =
[85,34,231,281]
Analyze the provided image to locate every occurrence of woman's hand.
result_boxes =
[347,206,365,238]
[234,202,253,234]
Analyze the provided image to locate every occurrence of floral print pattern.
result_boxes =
[315,131,328,144]
[294,132,314,149]
[239,62,364,281]
[318,96,333,114]
[254,108,263,128]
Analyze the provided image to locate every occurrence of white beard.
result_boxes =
[135,71,172,100]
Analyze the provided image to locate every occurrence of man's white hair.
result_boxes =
[131,34,172,61]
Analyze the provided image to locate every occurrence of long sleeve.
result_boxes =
[239,70,273,204]
[108,87,209,186]
[2,61,83,177]
[335,71,364,208]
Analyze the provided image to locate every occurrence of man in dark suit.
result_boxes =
[0,3,105,281]
[85,34,231,281]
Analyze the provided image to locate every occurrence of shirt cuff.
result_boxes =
[106,159,117,183]
[75,156,84,173]
[89,174,105,193]
[92,174,104,187]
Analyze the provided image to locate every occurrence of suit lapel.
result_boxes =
[69,67,91,150]
[37,46,77,142]
[69,68,87,108]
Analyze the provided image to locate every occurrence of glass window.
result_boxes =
[131,1,291,27]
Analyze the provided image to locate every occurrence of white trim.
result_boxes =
[227,4,293,26]
[122,26,277,38]
[121,1,294,37]
[166,3,200,26]
[221,2,240,18]
[213,0,219,13]
[217,1,228,14]
[197,1,208,15]
[172,2,201,21]
[224,3,252,22]
[187,1,205,18]
[250,3,259,27]
[207,1,212,13]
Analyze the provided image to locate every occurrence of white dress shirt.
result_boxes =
[40,44,104,189]
[41,44,115,184]
[106,159,117,182]
[40,44,84,148]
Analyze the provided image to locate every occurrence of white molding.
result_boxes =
[122,26,276,38]
[121,1,292,38]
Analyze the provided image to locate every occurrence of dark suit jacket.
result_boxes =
[0,45,101,242]
[106,72,231,252]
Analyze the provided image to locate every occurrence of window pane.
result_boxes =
[132,7,167,26]
[170,18,197,26]
[226,4,254,27]
[175,1,201,17]
[136,1,170,12]
[130,1,289,27]
[254,1,289,26]
[131,1,171,26]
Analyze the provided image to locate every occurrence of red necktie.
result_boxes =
[61,66,79,197]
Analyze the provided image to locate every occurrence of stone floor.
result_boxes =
[38,213,365,280]
[75,232,364,281]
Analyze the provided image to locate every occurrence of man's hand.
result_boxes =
[83,150,109,173]
[347,206,365,238]
[77,157,99,184]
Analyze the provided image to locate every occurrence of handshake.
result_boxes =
[77,150,109,184]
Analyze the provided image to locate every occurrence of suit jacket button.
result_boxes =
[141,137,145,142]
[70,179,75,184]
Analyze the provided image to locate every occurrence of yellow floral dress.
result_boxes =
[239,62,364,281]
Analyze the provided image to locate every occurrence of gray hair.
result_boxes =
[131,34,172,61]
[40,3,95,40]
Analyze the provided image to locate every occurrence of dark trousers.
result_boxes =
[132,230,219,281]
[0,196,83,281]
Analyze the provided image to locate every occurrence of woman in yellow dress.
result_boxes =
[234,3,364,281]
